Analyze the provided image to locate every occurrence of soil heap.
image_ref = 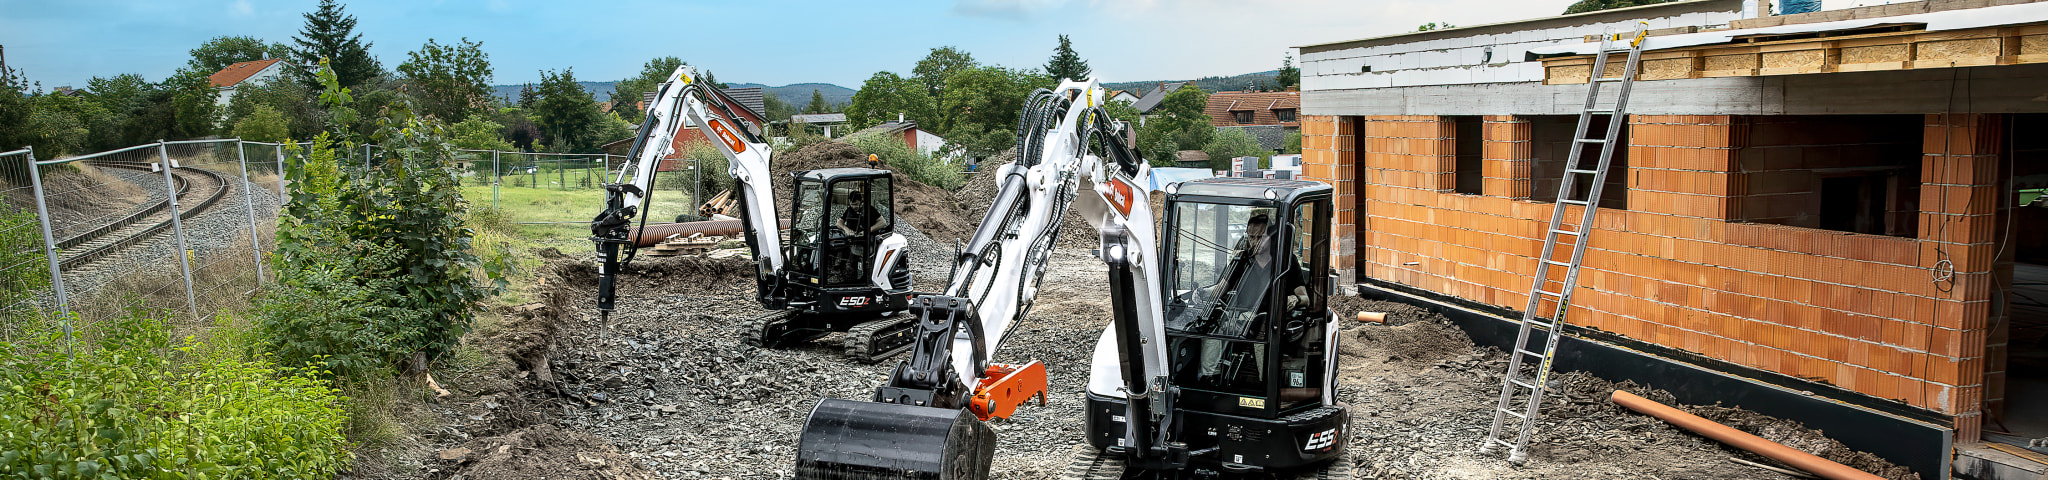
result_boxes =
[768,141,974,243]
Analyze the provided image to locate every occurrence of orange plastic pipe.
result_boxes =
[1610,390,1882,480]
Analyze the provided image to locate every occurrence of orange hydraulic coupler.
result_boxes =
[968,360,1048,421]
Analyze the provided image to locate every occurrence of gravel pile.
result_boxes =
[383,214,1921,480]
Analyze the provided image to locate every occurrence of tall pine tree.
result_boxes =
[292,0,382,88]
[805,89,830,114]
[1044,35,1090,82]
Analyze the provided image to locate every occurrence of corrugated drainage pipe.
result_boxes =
[1610,390,1884,480]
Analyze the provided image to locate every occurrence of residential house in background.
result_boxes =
[844,118,955,162]
[1107,89,1140,105]
[1296,0,2048,477]
[207,59,285,110]
[1131,81,1189,115]
[1205,89,1301,152]
[791,113,849,138]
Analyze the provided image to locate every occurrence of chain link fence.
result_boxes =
[1,137,709,345]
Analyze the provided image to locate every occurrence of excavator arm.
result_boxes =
[590,65,783,320]
[795,78,1182,478]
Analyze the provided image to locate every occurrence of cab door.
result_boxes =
[821,177,893,287]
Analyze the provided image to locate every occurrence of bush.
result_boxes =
[848,134,962,190]
[0,313,349,478]
[1203,128,1267,172]
[232,104,291,143]
[260,69,502,379]
[0,205,50,322]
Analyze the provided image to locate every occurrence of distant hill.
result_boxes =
[490,81,617,103]
[1104,70,1282,95]
[488,81,854,108]
[732,82,855,108]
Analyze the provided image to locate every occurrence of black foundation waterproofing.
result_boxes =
[1356,280,1952,480]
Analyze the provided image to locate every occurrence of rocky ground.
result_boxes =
[354,147,1921,480]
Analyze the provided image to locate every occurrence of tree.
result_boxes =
[232,104,291,143]
[1204,128,1265,171]
[804,89,831,114]
[292,0,383,88]
[912,46,977,98]
[449,114,514,151]
[397,38,493,122]
[1134,85,1211,166]
[1564,0,1674,14]
[531,68,605,152]
[607,56,684,121]
[845,71,936,131]
[0,63,34,153]
[516,83,537,109]
[185,36,290,76]
[1277,54,1300,90]
[762,92,795,124]
[225,72,326,142]
[1044,34,1091,82]
[937,66,1050,160]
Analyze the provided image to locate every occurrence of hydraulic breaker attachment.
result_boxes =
[590,183,642,322]
[794,399,995,480]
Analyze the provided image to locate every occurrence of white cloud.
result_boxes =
[231,0,253,16]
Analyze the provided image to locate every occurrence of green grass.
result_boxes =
[463,185,705,227]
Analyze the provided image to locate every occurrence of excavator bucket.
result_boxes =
[794,398,995,480]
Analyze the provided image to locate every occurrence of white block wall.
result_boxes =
[1302,10,1744,92]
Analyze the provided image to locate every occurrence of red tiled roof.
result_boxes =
[208,59,283,88]
[1204,91,1300,128]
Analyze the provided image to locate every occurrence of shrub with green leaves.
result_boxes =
[259,62,503,378]
[0,313,349,478]
[848,134,961,190]
[1,205,50,321]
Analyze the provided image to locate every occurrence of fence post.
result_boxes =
[157,142,201,319]
[558,156,565,191]
[235,141,265,284]
[492,150,501,208]
[23,146,73,359]
[275,145,287,196]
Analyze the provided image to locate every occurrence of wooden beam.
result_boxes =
[1541,23,2048,84]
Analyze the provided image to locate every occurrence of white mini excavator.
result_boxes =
[792,79,1352,479]
[590,65,922,361]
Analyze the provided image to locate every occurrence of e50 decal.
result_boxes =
[1304,427,1339,451]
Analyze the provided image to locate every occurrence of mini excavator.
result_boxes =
[793,78,1352,479]
[590,65,922,361]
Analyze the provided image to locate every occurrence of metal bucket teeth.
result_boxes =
[794,399,995,480]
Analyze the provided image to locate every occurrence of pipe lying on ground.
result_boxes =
[1610,390,1882,480]
[1356,312,1388,323]
[628,219,791,248]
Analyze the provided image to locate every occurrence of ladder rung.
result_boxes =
[1574,138,1607,144]
[1566,168,1599,175]
[1515,348,1546,359]
[1585,110,1615,116]
[1526,319,1556,331]
[1559,199,1588,206]
[1549,228,1581,236]
[1534,289,1564,298]
[1484,437,1514,446]
[1594,77,1625,83]
[1497,408,1528,419]
[1509,376,1539,389]
[1543,259,1573,267]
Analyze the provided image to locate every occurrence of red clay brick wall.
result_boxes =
[1730,116,1921,234]
[1316,113,2003,437]
[1301,116,1360,281]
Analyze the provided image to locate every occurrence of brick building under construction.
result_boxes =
[1296,0,2048,477]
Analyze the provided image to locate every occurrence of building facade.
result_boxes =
[1298,0,2048,457]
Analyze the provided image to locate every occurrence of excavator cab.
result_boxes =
[753,168,915,347]
[1086,177,1347,474]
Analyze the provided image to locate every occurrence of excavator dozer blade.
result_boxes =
[794,398,995,480]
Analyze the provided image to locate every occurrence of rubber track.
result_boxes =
[843,313,917,363]
[57,161,230,270]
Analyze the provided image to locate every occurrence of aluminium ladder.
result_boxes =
[1479,21,1649,465]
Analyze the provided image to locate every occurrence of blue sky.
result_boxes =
[1,0,1889,90]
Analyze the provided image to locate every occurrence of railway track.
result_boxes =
[54,160,231,270]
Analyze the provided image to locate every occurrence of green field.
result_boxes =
[462,184,704,228]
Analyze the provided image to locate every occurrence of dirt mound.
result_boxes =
[1693,406,1919,480]
[428,425,658,480]
[547,253,753,297]
[769,141,975,243]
